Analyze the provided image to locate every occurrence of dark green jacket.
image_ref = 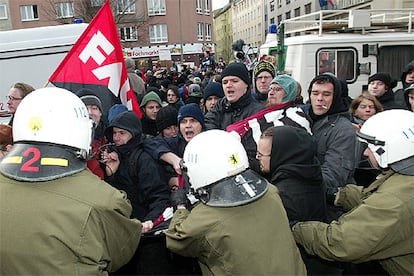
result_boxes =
[166,185,306,275]
[293,171,414,275]
[0,170,142,275]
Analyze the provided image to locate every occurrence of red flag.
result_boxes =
[49,0,142,119]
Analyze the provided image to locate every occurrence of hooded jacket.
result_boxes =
[269,126,327,223]
[307,74,356,209]
[395,60,414,109]
[104,111,170,221]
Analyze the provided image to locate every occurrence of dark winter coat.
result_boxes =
[269,126,327,223]
[307,74,356,221]
[204,90,263,130]
[104,111,170,221]
[376,89,402,110]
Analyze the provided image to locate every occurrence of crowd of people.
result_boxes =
[0,55,413,275]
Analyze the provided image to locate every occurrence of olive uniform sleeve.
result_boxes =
[79,190,142,273]
[292,189,412,264]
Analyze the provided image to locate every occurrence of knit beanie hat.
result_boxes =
[105,111,142,141]
[156,105,178,132]
[141,91,162,107]
[160,79,171,89]
[253,60,276,79]
[188,84,203,98]
[80,95,103,112]
[221,62,251,87]
[270,74,298,103]
[203,82,224,101]
[368,72,397,89]
[108,104,128,124]
[178,103,205,129]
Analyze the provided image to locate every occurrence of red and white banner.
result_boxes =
[49,0,142,119]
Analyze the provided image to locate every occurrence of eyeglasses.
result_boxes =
[268,87,284,92]
[256,76,272,81]
[256,151,271,158]
[6,95,23,101]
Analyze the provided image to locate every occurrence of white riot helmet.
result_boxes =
[184,130,249,190]
[0,87,94,181]
[13,87,93,153]
[357,109,414,174]
[183,129,268,207]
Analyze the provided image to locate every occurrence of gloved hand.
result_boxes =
[170,188,188,210]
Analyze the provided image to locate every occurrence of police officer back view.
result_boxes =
[166,130,306,275]
[0,88,142,275]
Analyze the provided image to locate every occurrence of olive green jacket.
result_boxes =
[166,185,306,275]
[293,171,414,275]
[0,170,142,275]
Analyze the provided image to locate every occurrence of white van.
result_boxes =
[0,23,88,122]
[260,9,414,98]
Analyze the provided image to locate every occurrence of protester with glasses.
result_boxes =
[6,82,35,126]
[0,82,35,159]
[256,125,331,275]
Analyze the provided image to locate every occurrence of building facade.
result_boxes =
[1,0,215,69]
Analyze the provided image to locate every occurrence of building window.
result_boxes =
[286,0,290,5]
[147,0,166,16]
[56,2,74,19]
[120,26,137,41]
[304,3,311,14]
[270,0,275,12]
[150,24,168,43]
[277,14,282,24]
[196,0,202,13]
[285,11,291,20]
[204,0,210,14]
[118,0,135,14]
[197,23,203,40]
[20,5,38,21]
[205,23,211,41]
[277,0,282,8]
[0,4,7,19]
[294,7,300,17]
[90,0,104,7]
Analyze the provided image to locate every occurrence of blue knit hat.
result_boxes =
[203,82,224,101]
[178,103,205,129]
[270,74,298,103]
[108,104,128,124]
